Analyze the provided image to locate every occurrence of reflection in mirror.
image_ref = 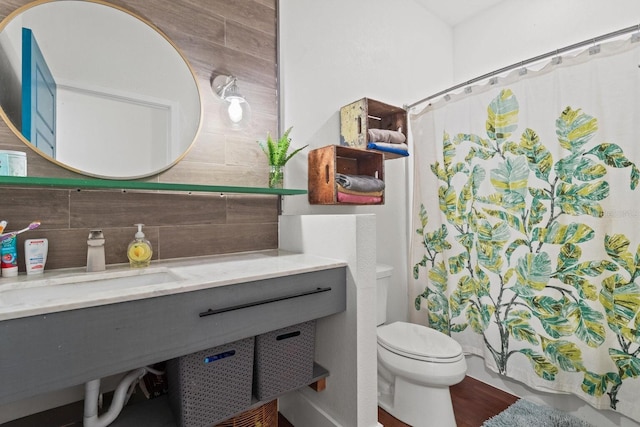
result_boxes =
[0,0,202,179]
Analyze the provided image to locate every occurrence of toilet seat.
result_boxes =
[377,322,463,363]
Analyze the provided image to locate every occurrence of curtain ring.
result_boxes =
[518,61,527,76]
[632,24,640,42]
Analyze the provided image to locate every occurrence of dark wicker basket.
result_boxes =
[214,400,278,427]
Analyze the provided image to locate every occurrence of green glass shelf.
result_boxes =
[0,176,307,195]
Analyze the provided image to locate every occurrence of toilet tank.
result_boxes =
[376,264,393,326]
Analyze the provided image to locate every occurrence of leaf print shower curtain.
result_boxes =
[409,37,640,422]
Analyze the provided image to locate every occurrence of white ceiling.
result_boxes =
[415,0,506,26]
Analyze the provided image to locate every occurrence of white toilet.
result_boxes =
[376,264,467,427]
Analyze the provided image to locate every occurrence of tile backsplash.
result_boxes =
[0,187,279,271]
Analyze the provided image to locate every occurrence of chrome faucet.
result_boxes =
[87,229,106,272]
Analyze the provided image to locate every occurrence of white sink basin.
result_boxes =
[0,268,183,306]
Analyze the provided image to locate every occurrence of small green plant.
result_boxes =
[258,127,308,166]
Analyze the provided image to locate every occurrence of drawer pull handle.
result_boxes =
[277,331,301,341]
[204,350,236,364]
[198,286,332,317]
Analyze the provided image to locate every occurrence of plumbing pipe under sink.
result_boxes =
[83,365,163,427]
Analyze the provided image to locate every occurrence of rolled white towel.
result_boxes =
[367,128,406,144]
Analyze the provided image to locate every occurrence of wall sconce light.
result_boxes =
[211,74,251,130]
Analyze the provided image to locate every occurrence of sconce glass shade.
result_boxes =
[212,75,251,130]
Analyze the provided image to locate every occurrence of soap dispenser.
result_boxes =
[127,224,152,268]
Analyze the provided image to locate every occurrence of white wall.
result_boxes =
[278,2,453,426]
[279,215,377,427]
[451,2,640,427]
[453,0,640,84]
[281,2,640,427]
[278,0,453,327]
[56,86,171,178]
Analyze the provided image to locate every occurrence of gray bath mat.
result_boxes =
[481,399,594,427]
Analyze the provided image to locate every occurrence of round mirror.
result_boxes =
[0,0,202,179]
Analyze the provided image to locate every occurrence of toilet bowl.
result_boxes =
[376,265,467,427]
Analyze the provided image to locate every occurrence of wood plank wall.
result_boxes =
[0,0,280,270]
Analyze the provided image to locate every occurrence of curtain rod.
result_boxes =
[406,24,640,110]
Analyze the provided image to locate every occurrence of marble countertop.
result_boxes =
[0,250,347,321]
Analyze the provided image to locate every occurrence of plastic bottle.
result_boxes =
[1,235,18,277]
[127,224,152,268]
[25,238,48,275]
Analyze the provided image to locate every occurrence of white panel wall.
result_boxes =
[452,2,640,427]
[56,87,169,177]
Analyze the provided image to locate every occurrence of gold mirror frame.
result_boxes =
[0,0,203,179]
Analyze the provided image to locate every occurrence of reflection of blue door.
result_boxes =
[22,27,56,157]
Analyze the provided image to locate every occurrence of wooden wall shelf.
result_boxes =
[308,145,384,205]
[339,97,408,160]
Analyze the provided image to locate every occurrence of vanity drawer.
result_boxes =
[0,266,346,405]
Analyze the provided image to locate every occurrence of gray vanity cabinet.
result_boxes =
[0,267,346,405]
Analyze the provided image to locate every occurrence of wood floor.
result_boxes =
[377,376,518,427]
[4,376,516,427]
[281,376,518,427]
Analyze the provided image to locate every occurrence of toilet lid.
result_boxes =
[377,322,463,362]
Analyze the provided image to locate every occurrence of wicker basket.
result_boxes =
[253,321,316,401]
[214,400,278,427]
[167,337,255,427]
